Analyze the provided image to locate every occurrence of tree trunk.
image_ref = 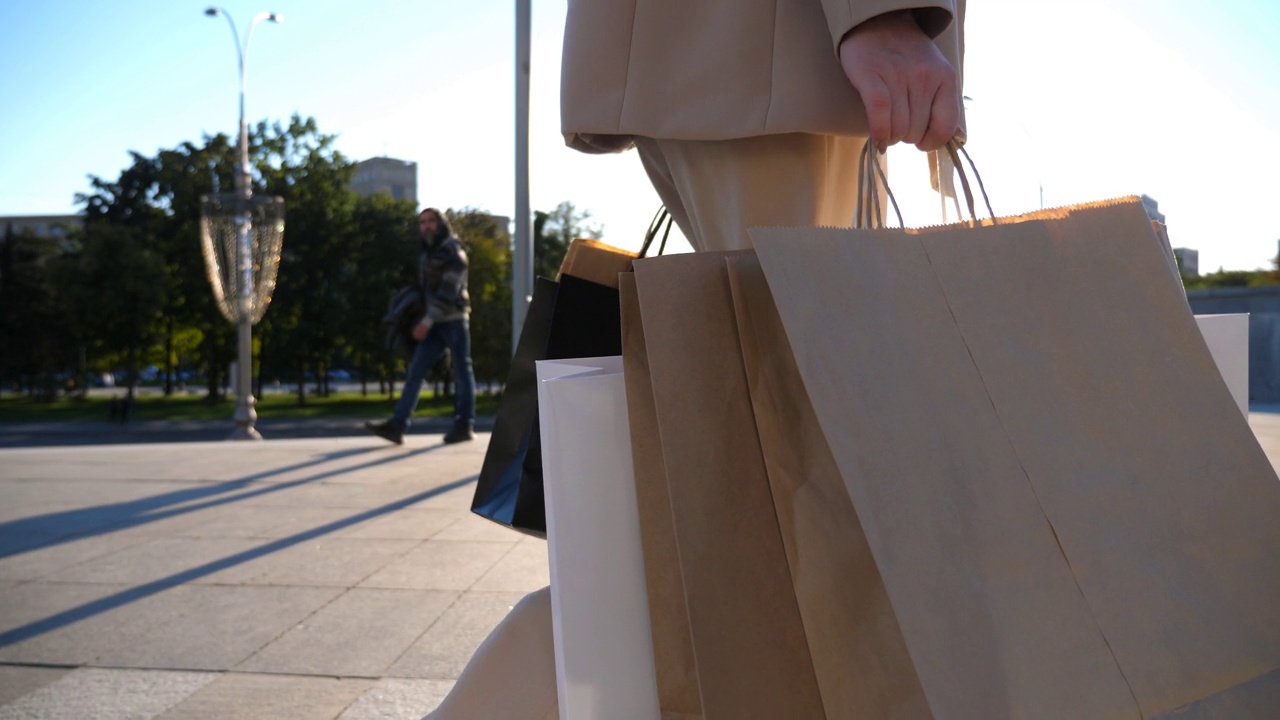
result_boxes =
[126,345,138,400]
[78,345,89,399]
[254,330,265,399]
[206,329,222,403]
[163,317,174,396]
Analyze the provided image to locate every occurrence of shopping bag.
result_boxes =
[535,355,660,720]
[471,270,626,536]
[1194,313,1249,416]
[472,221,672,535]
[725,252,931,718]
[742,195,1280,718]
[471,276,558,535]
[618,272,703,720]
[629,251,825,719]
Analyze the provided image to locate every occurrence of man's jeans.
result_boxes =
[393,319,476,426]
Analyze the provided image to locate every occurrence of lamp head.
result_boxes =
[267,12,283,23]
[204,7,221,16]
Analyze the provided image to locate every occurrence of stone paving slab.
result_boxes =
[234,589,460,678]
[0,666,72,708]
[90,585,347,672]
[2,412,1277,719]
[359,540,512,592]
[0,432,545,718]
[0,668,218,720]
[0,533,153,582]
[153,673,375,720]
[386,590,534,680]
[335,679,457,720]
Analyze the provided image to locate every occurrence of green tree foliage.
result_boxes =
[448,209,513,388]
[346,192,419,395]
[533,201,603,281]
[1182,269,1280,290]
[0,225,71,398]
[78,136,238,399]
[52,222,168,396]
[253,116,357,402]
[151,135,238,396]
[19,113,599,413]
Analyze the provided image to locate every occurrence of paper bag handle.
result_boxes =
[942,140,996,226]
[855,139,995,229]
[639,206,675,258]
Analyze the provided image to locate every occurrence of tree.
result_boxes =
[448,209,512,389]
[78,136,238,401]
[39,115,614,414]
[249,116,358,403]
[1183,268,1280,291]
[345,192,419,395]
[151,135,239,396]
[534,201,603,281]
[53,222,168,397]
[0,225,69,398]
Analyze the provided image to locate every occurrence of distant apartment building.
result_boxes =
[489,215,511,240]
[1,214,84,240]
[1174,248,1200,277]
[1139,194,1198,276]
[350,157,418,204]
[1140,194,1166,226]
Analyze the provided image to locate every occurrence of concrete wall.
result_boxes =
[1186,286,1280,403]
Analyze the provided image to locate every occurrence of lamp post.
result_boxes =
[200,6,285,440]
[513,0,533,354]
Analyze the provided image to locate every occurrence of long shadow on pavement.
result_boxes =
[0,443,446,560]
[0,468,479,648]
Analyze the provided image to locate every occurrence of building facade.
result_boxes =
[350,157,418,204]
[1,214,84,240]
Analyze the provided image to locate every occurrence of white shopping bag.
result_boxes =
[1195,313,1249,416]
[535,356,660,720]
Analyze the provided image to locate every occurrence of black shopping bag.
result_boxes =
[471,273,624,536]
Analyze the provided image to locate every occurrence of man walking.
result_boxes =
[366,208,476,445]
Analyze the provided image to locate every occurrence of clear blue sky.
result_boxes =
[3,0,1279,270]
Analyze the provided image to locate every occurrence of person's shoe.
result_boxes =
[442,419,475,444]
[365,418,405,445]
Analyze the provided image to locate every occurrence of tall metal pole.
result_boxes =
[206,7,281,439]
[513,0,533,354]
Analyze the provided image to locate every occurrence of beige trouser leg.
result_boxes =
[634,133,867,253]
[425,133,866,720]
[424,586,559,720]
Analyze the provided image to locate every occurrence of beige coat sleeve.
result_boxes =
[818,0,958,50]
[560,0,965,145]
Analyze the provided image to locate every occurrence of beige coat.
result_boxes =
[561,0,965,152]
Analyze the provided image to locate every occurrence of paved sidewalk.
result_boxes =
[0,416,498,449]
[0,432,546,719]
[3,413,1280,718]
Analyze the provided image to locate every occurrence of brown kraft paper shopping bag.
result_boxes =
[746,196,1280,718]
[559,238,637,287]
[618,272,703,720]
[727,246,1135,719]
[725,253,933,718]
[631,251,825,720]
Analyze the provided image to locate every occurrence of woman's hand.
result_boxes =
[839,11,961,152]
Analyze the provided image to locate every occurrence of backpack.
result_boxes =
[383,285,426,361]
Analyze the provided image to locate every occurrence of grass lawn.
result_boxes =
[0,390,502,424]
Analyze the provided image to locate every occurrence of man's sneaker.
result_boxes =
[442,419,475,444]
[364,419,405,445]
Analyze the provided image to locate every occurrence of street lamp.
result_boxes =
[513,0,533,354]
[199,6,285,440]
